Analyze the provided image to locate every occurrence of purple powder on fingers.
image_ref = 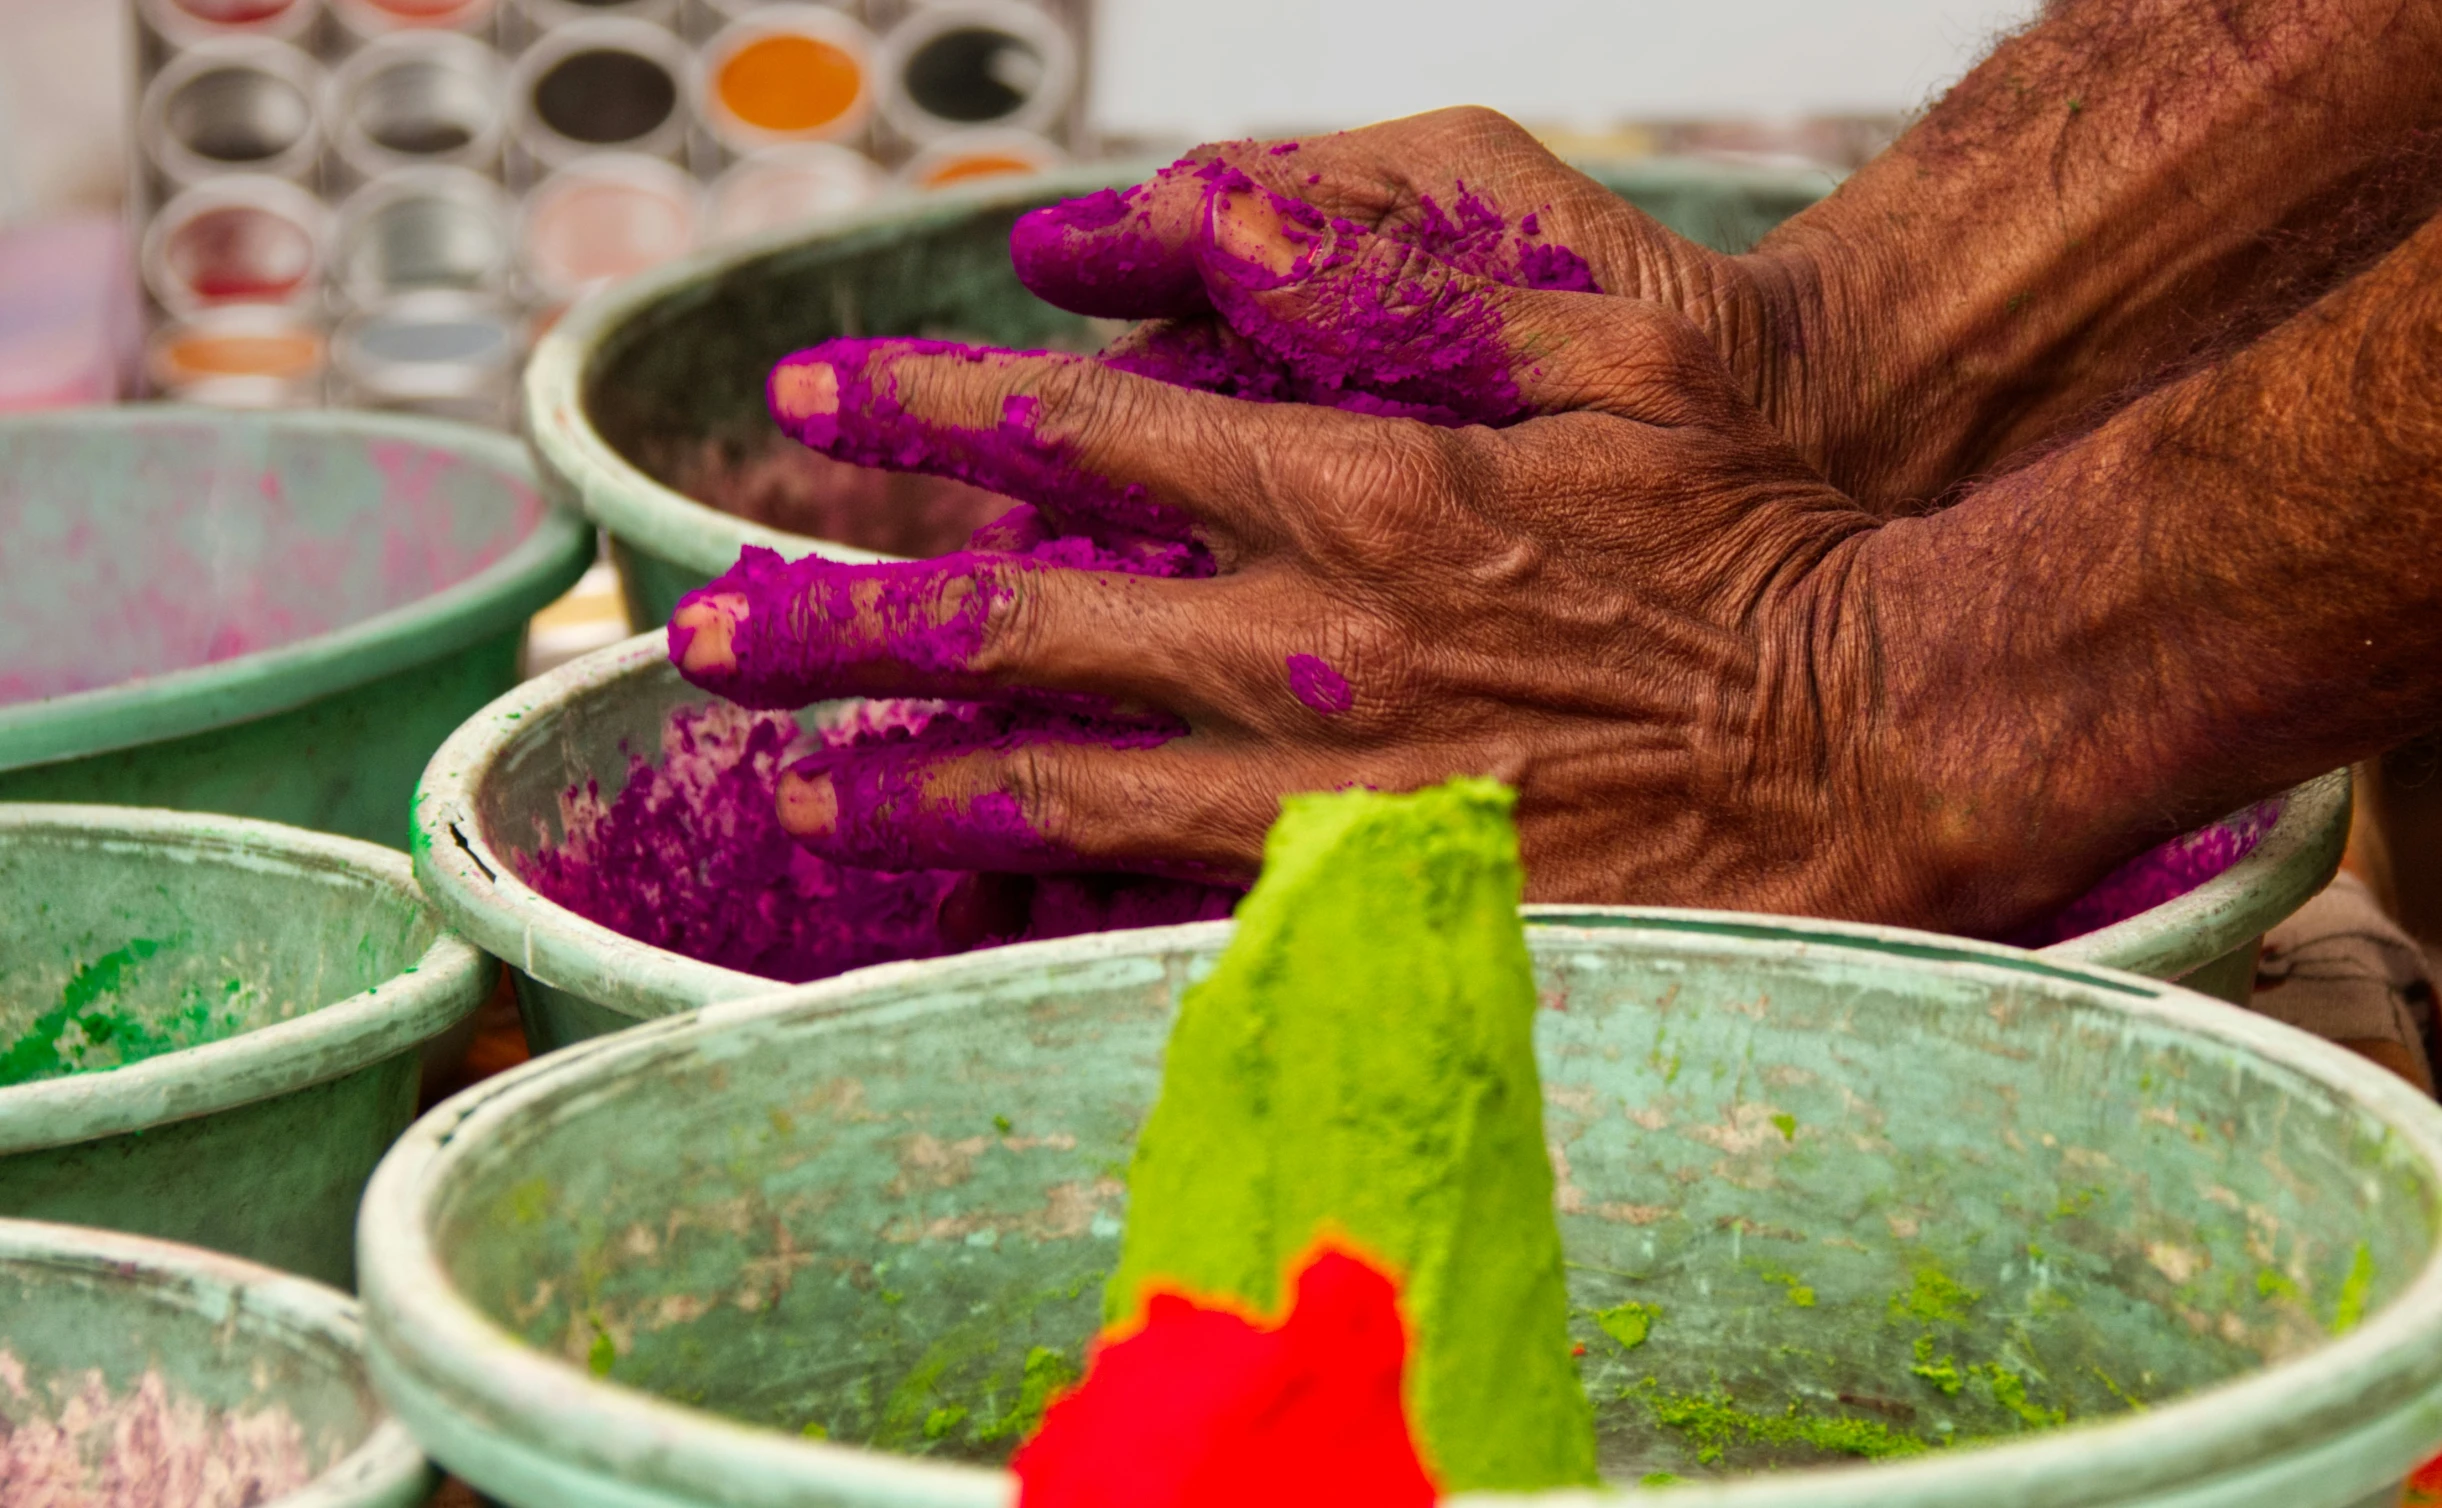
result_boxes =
[1194,181,1527,428]
[1010,165,1213,319]
[2009,801,2280,947]
[674,543,1201,714]
[772,338,1210,561]
[519,699,1242,985]
[1285,653,1354,716]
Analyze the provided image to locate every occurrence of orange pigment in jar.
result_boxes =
[717,35,862,133]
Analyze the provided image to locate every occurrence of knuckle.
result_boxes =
[1000,742,1076,847]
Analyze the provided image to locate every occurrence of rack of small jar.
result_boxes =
[131,0,1093,423]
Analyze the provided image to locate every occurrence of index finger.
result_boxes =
[769,335,1420,555]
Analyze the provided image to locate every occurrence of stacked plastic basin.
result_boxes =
[0,406,592,847]
[0,1217,433,1505]
[0,804,493,1287]
[356,914,2442,1506]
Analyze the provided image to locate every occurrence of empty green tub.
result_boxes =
[357,915,2442,1507]
[0,804,493,1286]
[411,631,2345,1053]
[523,160,1831,630]
[0,1217,432,1505]
[0,407,594,848]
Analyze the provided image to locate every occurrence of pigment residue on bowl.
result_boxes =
[0,1353,321,1505]
[516,700,1236,985]
[0,936,270,1090]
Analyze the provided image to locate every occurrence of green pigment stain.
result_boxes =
[2332,1242,2375,1335]
[1769,1113,1797,1142]
[1909,1336,1964,1395]
[1109,780,1599,1492]
[1979,1364,2067,1429]
[1629,1380,1929,1465]
[974,1346,1075,1445]
[0,936,252,1088]
[1593,1301,1661,1352]
[1757,1267,1815,1308]
[1891,1262,1982,1325]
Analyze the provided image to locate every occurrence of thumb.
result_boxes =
[1194,180,1748,431]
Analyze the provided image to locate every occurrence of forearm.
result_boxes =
[1759,0,2442,507]
[1858,206,2442,932]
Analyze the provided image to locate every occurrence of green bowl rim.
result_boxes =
[358,915,2442,1508]
[0,1215,434,1508]
[0,804,495,1154]
[0,406,595,773]
[411,629,779,1024]
[519,162,1150,581]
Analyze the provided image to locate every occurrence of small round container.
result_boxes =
[335,166,514,305]
[328,30,510,179]
[138,0,323,46]
[511,0,679,28]
[510,17,693,168]
[876,0,1076,145]
[333,290,521,425]
[330,0,500,39]
[706,141,885,242]
[697,5,877,151]
[141,175,330,315]
[146,305,328,408]
[140,36,326,188]
[896,125,1063,190]
[518,152,701,306]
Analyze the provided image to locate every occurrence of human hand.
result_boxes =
[667,206,2006,927]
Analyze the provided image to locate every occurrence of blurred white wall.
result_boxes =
[0,0,128,220]
[0,0,2041,220]
[1092,0,2038,142]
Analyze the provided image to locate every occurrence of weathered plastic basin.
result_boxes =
[0,1217,432,1506]
[0,407,594,848]
[412,631,2344,1052]
[359,915,2442,1507]
[523,160,1832,629]
[0,804,493,1286]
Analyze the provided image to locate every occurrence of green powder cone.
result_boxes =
[1107,778,1600,1492]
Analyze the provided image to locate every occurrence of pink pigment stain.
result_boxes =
[1285,654,1353,716]
[2010,801,2280,947]
[518,700,1238,982]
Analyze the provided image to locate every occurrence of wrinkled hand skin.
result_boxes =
[671,0,2442,936]
[683,220,1984,925]
[1035,0,2442,512]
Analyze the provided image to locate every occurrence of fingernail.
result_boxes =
[667,593,746,675]
[1205,183,1313,283]
[769,357,840,446]
[778,763,838,841]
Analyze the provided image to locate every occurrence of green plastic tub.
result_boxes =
[0,804,493,1286]
[358,915,2442,1507]
[0,1217,432,1506]
[523,160,1832,630]
[0,407,594,849]
[412,630,2346,1052]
